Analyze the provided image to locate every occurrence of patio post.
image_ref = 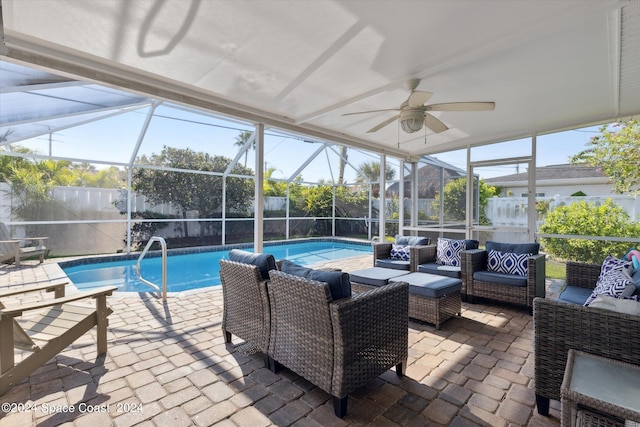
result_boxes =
[254,123,264,252]
[379,154,386,241]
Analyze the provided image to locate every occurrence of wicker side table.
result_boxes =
[561,350,640,427]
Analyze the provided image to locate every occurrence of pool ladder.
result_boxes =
[136,236,167,301]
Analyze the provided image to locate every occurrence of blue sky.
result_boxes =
[20,103,602,183]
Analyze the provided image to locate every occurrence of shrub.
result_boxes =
[539,199,640,264]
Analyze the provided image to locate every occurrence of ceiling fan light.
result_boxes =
[400,116,423,133]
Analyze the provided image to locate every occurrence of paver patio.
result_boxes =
[0,255,563,426]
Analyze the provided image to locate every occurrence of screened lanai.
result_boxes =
[1,0,640,258]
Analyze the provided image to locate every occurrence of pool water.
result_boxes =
[62,240,371,293]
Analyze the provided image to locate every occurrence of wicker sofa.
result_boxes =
[533,261,640,416]
[268,270,409,418]
[462,241,546,313]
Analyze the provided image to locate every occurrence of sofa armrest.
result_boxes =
[533,297,640,403]
[330,281,408,396]
[373,242,393,262]
[527,253,546,305]
[461,249,486,276]
[410,245,436,272]
[566,261,601,290]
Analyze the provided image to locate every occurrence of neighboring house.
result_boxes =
[484,164,613,197]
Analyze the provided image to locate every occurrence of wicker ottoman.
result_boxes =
[350,268,462,329]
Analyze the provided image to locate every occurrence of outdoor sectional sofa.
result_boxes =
[219,251,409,418]
[533,260,640,416]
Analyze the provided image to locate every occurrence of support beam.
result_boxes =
[379,154,386,241]
[529,135,537,242]
[254,124,265,252]
[398,161,405,236]
[411,162,419,229]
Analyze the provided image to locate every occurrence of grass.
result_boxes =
[546,259,566,280]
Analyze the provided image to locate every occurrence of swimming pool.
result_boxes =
[61,239,371,293]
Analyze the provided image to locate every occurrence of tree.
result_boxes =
[73,165,126,188]
[337,146,348,185]
[539,199,640,264]
[234,130,255,168]
[356,160,395,197]
[570,119,640,195]
[132,146,253,238]
[264,167,287,197]
[431,178,499,224]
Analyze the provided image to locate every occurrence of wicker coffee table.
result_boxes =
[561,349,640,427]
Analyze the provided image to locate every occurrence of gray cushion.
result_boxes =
[486,241,539,255]
[558,285,593,305]
[350,267,410,287]
[375,258,410,270]
[417,262,461,279]
[229,249,276,280]
[389,272,462,298]
[395,235,430,246]
[473,270,528,287]
[280,260,351,300]
[280,259,312,277]
[464,240,479,250]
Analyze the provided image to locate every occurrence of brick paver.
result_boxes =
[0,256,563,426]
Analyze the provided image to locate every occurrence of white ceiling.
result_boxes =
[2,0,639,160]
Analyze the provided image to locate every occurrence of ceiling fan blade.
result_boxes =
[342,108,400,116]
[424,113,448,133]
[367,115,400,133]
[407,90,433,107]
[425,102,495,111]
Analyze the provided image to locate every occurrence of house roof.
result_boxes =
[2,0,639,161]
[484,164,607,184]
[387,160,465,198]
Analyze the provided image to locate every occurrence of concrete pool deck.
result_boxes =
[0,256,563,426]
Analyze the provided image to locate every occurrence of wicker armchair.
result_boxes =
[373,235,431,271]
[267,270,409,418]
[533,261,640,416]
[413,239,479,300]
[219,260,272,356]
[462,241,545,313]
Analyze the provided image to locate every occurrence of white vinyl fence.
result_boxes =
[486,195,640,227]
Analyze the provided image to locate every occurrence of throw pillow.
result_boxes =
[436,238,466,267]
[599,254,633,279]
[390,244,410,261]
[585,267,635,306]
[487,250,530,276]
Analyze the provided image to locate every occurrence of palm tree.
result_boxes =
[234,130,255,167]
[338,146,348,185]
[356,160,395,198]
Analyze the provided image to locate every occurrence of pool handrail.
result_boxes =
[136,236,167,301]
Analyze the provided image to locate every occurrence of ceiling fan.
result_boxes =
[342,79,495,134]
